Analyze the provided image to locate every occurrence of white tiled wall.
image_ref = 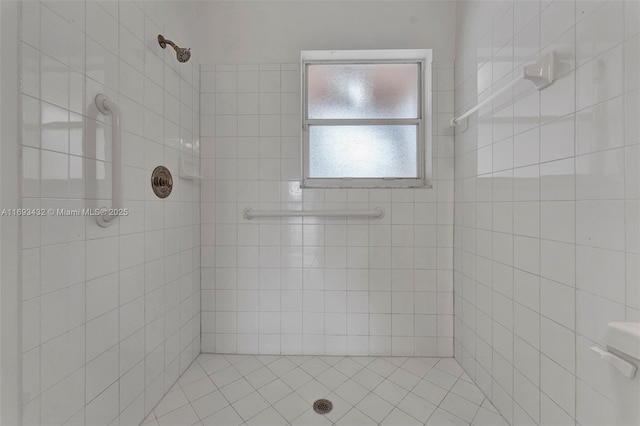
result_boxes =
[453,1,639,425]
[19,1,201,424]
[199,61,456,357]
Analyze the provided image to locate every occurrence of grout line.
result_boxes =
[538,7,544,423]
[622,0,629,324]
[573,0,579,419]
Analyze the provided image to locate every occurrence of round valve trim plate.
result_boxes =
[151,166,173,199]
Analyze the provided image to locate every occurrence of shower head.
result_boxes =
[158,35,191,63]
[176,47,191,63]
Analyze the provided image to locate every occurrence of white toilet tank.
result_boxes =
[592,322,640,426]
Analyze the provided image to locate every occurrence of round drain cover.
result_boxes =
[313,399,333,414]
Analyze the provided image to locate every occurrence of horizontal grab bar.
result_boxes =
[243,207,384,220]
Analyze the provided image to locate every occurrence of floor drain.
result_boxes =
[313,399,333,414]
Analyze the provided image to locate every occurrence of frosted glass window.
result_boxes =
[301,49,432,188]
[309,125,417,178]
[307,64,419,119]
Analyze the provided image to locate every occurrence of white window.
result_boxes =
[301,49,432,188]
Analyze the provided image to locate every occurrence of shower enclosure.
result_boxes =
[0,0,637,425]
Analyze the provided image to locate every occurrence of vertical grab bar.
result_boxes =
[95,94,123,227]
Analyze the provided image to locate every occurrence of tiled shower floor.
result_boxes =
[142,354,508,426]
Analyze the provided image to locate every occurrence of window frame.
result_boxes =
[301,49,433,188]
